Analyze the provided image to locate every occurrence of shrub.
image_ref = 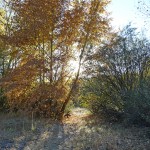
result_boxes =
[80,25,150,126]
[123,79,150,126]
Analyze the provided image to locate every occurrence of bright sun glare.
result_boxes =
[69,60,80,75]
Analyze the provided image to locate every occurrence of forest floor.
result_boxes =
[0,107,150,150]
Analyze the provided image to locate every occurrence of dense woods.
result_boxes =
[0,0,150,125]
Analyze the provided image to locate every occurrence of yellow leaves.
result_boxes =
[10,47,19,58]
[9,0,111,50]
[0,8,6,34]
[0,0,111,117]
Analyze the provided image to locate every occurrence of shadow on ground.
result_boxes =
[0,108,150,150]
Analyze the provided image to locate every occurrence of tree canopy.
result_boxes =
[0,0,111,119]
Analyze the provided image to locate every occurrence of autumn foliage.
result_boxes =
[0,0,110,119]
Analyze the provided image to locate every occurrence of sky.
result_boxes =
[108,0,150,37]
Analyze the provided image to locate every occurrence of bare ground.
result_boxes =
[0,107,150,150]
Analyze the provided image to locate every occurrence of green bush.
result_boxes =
[79,25,150,126]
[123,79,150,126]
[78,77,150,125]
[78,78,124,121]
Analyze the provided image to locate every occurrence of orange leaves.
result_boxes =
[0,0,111,117]
[9,0,111,49]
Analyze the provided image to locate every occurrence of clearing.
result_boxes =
[0,107,150,150]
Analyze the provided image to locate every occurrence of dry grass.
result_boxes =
[0,108,150,150]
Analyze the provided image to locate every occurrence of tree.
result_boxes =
[0,0,111,119]
[138,0,150,17]
[137,0,150,29]
[0,1,14,111]
[81,25,150,124]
